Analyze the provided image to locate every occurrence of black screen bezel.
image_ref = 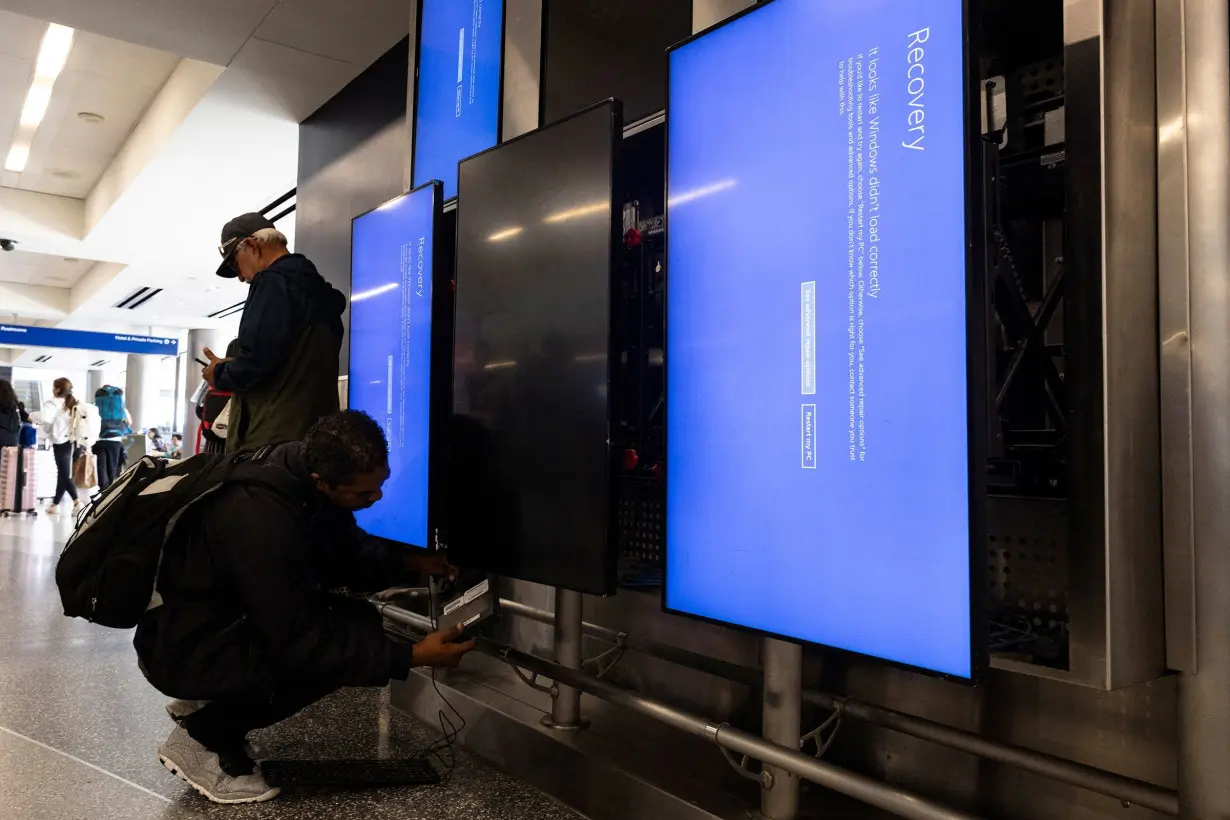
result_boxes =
[410,0,510,200]
[660,0,989,683]
[348,180,452,552]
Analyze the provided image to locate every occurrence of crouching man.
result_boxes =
[134,410,475,804]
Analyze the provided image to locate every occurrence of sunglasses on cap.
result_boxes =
[217,235,252,272]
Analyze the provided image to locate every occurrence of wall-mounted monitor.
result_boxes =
[413,0,506,199]
[349,181,451,549]
[664,0,985,679]
[450,99,623,595]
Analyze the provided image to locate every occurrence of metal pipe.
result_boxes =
[491,597,1179,814]
[489,639,983,820]
[547,588,584,729]
[804,691,1177,815]
[761,639,802,819]
[381,602,981,820]
[498,598,761,686]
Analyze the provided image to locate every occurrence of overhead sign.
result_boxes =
[0,324,180,356]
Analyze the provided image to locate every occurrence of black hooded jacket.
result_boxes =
[0,406,19,447]
[133,442,415,699]
[213,254,347,452]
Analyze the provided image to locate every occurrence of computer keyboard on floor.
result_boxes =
[261,758,441,788]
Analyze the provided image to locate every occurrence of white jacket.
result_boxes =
[39,399,72,445]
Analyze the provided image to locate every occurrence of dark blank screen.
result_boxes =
[450,100,623,594]
[665,0,975,677]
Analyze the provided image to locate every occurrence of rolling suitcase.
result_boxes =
[1,446,36,517]
[33,448,56,503]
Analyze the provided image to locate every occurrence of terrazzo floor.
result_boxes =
[0,512,581,819]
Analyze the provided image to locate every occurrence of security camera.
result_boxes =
[0,239,16,252]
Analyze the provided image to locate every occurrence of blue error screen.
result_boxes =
[414,0,504,199]
[349,184,438,548]
[665,0,974,677]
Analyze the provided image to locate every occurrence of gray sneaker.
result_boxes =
[157,725,280,804]
[165,699,209,721]
[165,701,265,760]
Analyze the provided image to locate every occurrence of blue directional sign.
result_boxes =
[0,324,180,356]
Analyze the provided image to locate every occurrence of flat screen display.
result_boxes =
[450,100,622,595]
[665,0,979,678]
[413,0,505,199]
[349,182,442,548]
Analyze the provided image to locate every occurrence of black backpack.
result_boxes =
[55,446,304,628]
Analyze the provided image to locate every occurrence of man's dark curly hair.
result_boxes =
[304,410,388,486]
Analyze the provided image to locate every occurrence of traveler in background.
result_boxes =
[138,410,470,804]
[147,428,167,455]
[0,380,19,448]
[203,215,346,452]
[195,338,238,455]
[39,378,80,514]
[15,403,36,448]
[169,434,183,459]
[93,385,132,489]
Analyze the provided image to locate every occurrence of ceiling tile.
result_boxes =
[254,0,410,66]
[1,26,179,199]
[0,10,45,62]
[0,0,278,66]
[0,248,92,286]
[64,30,181,83]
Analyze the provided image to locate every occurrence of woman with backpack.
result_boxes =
[39,377,82,514]
[93,385,132,489]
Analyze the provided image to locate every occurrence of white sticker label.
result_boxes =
[461,578,490,606]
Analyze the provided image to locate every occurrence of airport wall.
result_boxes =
[296,37,411,375]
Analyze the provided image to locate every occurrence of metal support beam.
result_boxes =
[544,588,585,729]
[760,639,801,819]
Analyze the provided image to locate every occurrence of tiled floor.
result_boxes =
[0,512,579,819]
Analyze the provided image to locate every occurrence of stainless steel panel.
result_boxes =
[1173,0,1230,815]
[692,0,754,33]
[836,657,1176,820]
[503,0,543,141]
[1155,0,1196,675]
[1061,0,1165,689]
[1101,0,1164,689]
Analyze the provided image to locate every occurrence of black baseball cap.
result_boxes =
[216,212,275,278]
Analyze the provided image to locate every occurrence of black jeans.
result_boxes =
[92,440,124,489]
[52,441,78,505]
[180,685,337,752]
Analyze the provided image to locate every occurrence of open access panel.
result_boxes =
[664,0,987,679]
[450,100,624,595]
[349,181,453,549]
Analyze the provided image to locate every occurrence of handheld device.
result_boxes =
[194,357,209,368]
[435,575,498,639]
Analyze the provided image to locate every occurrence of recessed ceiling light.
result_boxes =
[77,111,104,124]
[4,143,30,173]
[50,169,79,180]
[62,257,79,263]
[6,25,74,174]
[35,25,74,80]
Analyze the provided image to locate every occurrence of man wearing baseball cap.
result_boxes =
[202,213,347,451]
